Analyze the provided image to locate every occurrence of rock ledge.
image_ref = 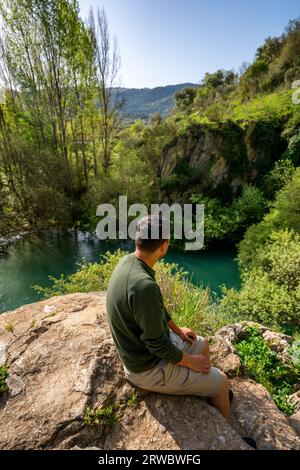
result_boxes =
[0,293,299,450]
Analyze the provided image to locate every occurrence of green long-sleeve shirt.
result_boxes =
[106,252,183,373]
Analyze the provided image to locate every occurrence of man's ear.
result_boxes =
[162,240,169,253]
[157,242,165,258]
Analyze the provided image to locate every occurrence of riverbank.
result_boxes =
[0,231,29,254]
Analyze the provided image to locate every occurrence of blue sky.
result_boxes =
[78,0,300,89]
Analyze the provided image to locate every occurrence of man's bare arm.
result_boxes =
[167,319,210,373]
[167,319,181,335]
[168,319,197,343]
[177,351,211,373]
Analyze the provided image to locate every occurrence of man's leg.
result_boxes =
[200,338,210,361]
[170,331,211,362]
[125,333,230,420]
[169,331,230,420]
[207,372,230,420]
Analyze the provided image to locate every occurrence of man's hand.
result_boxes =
[178,327,197,344]
[177,352,211,373]
[188,354,211,373]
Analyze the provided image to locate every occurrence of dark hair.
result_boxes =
[135,215,169,253]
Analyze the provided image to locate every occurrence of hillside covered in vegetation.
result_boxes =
[0,4,299,246]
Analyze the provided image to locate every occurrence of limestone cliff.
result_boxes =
[160,120,286,195]
[0,292,299,450]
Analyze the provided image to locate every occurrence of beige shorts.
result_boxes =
[124,331,225,398]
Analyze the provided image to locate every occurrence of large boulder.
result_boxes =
[230,378,300,450]
[0,293,299,450]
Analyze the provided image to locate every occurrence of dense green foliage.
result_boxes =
[217,168,300,333]
[220,229,300,331]
[0,0,123,233]
[190,185,266,245]
[33,250,127,297]
[235,327,300,415]
[1,5,299,249]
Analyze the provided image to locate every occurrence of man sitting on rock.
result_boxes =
[106,214,230,420]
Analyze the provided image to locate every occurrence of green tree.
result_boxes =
[220,230,300,329]
[174,87,197,112]
[238,168,300,269]
[88,7,124,174]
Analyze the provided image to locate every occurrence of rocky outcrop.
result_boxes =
[210,322,293,371]
[230,379,299,450]
[209,322,300,448]
[160,120,286,195]
[160,123,245,194]
[0,293,299,450]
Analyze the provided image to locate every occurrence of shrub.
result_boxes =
[190,185,265,245]
[283,134,300,166]
[237,220,273,269]
[221,230,300,330]
[273,167,300,232]
[255,230,300,289]
[219,270,299,329]
[230,185,266,228]
[0,365,9,394]
[33,249,127,297]
[262,158,296,199]
[83,404,119,426]
[155,261,221,334]
[238,168,300,269]
[235,327,300,415]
